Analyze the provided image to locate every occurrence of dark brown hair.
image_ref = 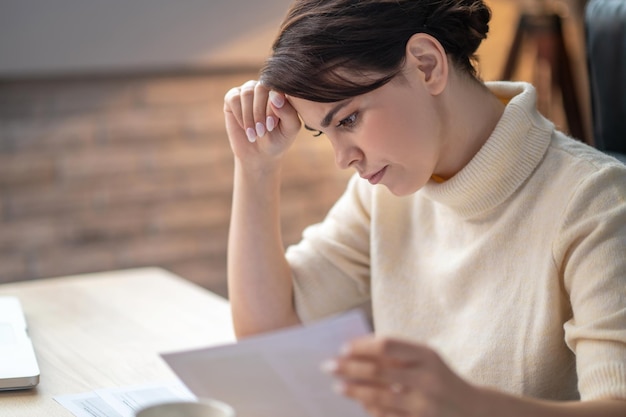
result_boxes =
[260,0,491,102]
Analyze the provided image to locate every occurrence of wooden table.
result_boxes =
[0,268,235,417]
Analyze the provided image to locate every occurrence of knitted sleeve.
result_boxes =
[286,174,372,322]
[557,161,626,401]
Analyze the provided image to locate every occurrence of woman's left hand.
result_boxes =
[322,335,480,417]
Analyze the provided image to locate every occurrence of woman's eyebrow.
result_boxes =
[321,99,354,128]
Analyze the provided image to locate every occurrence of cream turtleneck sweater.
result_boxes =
[285,82,626,401]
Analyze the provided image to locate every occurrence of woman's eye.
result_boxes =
[337,112,358,128]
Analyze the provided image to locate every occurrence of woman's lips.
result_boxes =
[364,166,388,185]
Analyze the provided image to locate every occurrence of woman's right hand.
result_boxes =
[224,80,303,337]
[223,80,302,171]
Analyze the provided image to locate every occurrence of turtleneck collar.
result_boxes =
[421,81,554,218]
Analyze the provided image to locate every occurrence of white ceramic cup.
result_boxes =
[135,399,236,417]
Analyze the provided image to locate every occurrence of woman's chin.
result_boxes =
[383,178,430,197]
[383,183,412,197]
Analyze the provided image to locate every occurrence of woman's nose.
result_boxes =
[333,142,363,170]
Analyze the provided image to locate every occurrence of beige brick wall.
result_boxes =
[0,72,351,297]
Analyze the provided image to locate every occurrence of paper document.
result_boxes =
[55,380,196,417]
[161,309,372,417]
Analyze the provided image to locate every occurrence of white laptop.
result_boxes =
[0,296,40,390]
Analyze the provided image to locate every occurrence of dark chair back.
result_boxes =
[585,0,626,162]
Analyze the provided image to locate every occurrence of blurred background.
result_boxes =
[0,0,591,297]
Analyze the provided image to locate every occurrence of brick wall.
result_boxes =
[0,72,352,297]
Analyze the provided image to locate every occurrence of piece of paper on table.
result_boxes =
[55,380,195,417]
[161,309,372,417]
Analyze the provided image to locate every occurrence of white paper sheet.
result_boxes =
[55,380,196,417]
[161,309,372,417]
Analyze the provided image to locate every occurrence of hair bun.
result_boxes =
[423,0,491,73]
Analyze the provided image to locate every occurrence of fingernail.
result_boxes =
[266,116,276,132]
[320,360,338,374]
[246,127,257,143]
[269,91,285,109]
[256,122,266,137]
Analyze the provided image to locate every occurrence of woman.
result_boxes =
[223,0,626,415]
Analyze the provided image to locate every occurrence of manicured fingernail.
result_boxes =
[266,116,276,132]
[246,127,257,143]
[269,91,285,108]
[256,122,266,137]
[320,360,338,374]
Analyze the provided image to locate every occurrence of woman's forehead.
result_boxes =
[287,96,338,128]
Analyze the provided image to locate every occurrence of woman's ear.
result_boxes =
[405,33,448,95]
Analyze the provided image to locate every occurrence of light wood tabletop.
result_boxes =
[0,267,235,417]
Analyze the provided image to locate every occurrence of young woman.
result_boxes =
[223,0,626,415]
